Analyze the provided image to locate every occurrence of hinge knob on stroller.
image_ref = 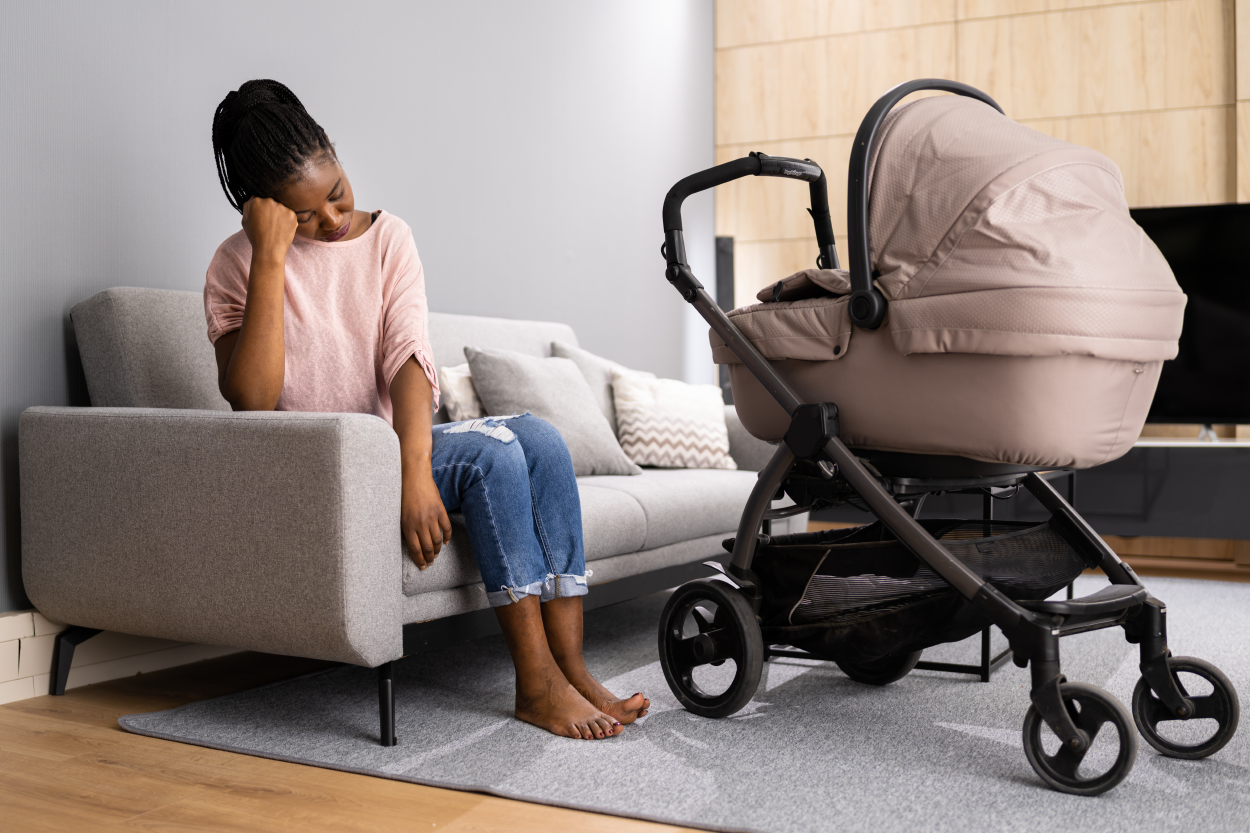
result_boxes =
[656,79,1238,797]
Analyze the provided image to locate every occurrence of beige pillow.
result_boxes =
[612,368,737,470]
[439,363,485,422]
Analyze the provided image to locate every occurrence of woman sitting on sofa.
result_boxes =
[205,79,646,740]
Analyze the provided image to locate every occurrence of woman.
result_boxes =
[205,79,647,740]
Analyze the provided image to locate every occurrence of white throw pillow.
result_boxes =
[611,368,737,470]
[439,363,485,422]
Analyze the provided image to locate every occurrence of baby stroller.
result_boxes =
[656,79,1239,796]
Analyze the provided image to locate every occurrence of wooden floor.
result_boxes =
[0,652,699,832]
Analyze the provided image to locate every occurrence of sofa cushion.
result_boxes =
[402,480,648,596]
[576,468,758,551]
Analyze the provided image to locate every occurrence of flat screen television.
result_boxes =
[1129,203,1250,424]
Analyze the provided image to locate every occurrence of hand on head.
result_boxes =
[241,197,298,264]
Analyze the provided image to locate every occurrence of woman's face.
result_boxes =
[273,155,359,242]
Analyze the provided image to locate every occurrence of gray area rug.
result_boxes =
[122,576,1250,832]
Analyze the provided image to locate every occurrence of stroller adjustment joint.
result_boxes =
[655,78,1238,797]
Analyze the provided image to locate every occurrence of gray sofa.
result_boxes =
[20,287,798,704]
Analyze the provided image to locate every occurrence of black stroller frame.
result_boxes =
[657,80,1239,796]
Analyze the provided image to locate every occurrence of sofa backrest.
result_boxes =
[72,287,230,410]
[71,287,579,415]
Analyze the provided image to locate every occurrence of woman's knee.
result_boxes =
[509,414,572,459]
[433,418,530,478]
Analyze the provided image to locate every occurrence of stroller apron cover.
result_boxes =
[713,95,1186,469]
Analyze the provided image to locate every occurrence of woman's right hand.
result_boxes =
[241,197,298,264]
[402,471,453,570]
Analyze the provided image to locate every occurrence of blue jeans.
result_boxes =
[430,413,588,608]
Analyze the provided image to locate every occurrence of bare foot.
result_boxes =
[565,672,650,725]
[515,673,623,740]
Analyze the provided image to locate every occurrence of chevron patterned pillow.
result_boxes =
[611,368,737,470]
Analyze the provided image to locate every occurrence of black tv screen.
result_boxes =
[1129,203,1250,424]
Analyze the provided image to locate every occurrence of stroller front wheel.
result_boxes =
[658,578,765,718]
[1021,682,1136,796]
[1131,656,1239,759]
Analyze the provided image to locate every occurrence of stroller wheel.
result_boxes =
[658,579,764,718]
[834,651,922,686]
[1131,656,1239,759]
[1022,682,1136,796]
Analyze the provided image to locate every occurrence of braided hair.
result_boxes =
[211,79,336,213]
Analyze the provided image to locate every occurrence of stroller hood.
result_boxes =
[867,95,1184,363]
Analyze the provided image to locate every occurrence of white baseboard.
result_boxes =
[0,609,239,705]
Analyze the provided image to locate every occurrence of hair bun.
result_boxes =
[211,79,332,214]
[235,79,305,114]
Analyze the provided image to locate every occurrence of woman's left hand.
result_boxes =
[403,472,453,570]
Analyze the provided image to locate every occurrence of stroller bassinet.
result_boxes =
[654,79,1238,797]
[715,93,1185,469]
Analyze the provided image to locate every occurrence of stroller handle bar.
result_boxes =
[847,79,1004,329]
[663,152,840,271]
[661,152,838,414]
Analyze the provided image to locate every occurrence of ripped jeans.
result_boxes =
[430,413,588,608]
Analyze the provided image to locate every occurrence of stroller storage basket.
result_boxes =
[740,519,1087,664]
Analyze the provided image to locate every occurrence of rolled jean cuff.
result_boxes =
[486,572,591,608]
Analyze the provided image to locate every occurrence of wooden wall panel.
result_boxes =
[957,0,1137,18]
[956,0,1231,122]
[1238,0,1249,201]
[1026,107,1234,205]
[732,240,843,306]
[716,0,817,48]
[816,0,958,36]
[1239,0,1249,100]
[716,0,1241,294]
[716,23,957,144]
[1240,102,1250,200]
[714,137,854,241]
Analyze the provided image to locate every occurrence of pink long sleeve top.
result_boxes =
[203,211,440,424]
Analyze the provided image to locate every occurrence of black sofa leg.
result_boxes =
[378,661,397,747]
[50,627,102,695]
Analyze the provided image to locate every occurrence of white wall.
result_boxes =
[0,0,714,612]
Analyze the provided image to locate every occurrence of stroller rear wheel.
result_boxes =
[1131,656,1239,759]
[1021,682,1136,796]
[834,651,923,686]
[658,579,764,718]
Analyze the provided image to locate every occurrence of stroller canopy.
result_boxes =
[866,95,1183,363]
[718,95,1185,367]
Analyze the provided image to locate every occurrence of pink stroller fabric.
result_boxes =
[714,96,1185,468]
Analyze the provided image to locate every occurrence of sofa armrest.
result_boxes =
[19,407,403,667]
[724,405,778,472]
